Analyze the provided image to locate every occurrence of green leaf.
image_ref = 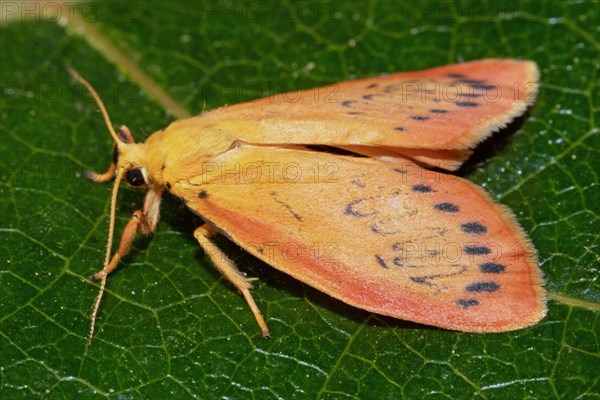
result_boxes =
[1,1,598,399]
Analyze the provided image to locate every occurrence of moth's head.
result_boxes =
[110,126,153,189]
[84,125,157,189]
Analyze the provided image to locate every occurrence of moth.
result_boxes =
[70,59,546,344]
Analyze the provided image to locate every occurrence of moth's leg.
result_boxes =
[89,187,162,281]
[86,125,135,182]
[89,210,147,281]
[116,125,135,143]
[85,146,117,183]
[193,223,270,338]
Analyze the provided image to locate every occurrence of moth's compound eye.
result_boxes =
[125,168,145,186]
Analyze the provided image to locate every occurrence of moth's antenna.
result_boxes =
[68,67,121,144]
[68,67,123,344]
[87,171,121,346]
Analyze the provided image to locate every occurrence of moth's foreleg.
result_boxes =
[193,223,271,338]
[89,209,150,281]
[85,149,116,182]
[89,187,162,282]
[85,126,136,183]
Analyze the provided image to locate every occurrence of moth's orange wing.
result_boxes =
[170,146,546,332]
[191,59,538,170]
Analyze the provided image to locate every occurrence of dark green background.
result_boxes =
[1,1,598,399]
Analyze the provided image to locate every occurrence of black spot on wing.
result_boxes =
[350,179,366,188]
[429,109,449,114]
[456,101,479,108]
[461,222,487,234]
[470,83,496,90]
[369,222,401,236]
[457,299,480,308]
[198,190,208,199]
[383,84,401,94]
[479,263,506,273]
[347,111,364,115]
[464,246,491,255]
[341,100,357,107]
[465,281,500,293]
[271,192,303,222]
[427,249,441,257]
[407,265,469,288]
[375,255,388,269]
[366,83,378,89]
[344,198,377,218]
[409,115,430,121]
[457,79,486,85]
[434,203,459,213]
[394,127,406,132]
[412,184,434,193]
[410,276,433,286]
[363,94,378,100]
[393,168,408,174]
[392,256,405,267]
[447,73,466,79]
